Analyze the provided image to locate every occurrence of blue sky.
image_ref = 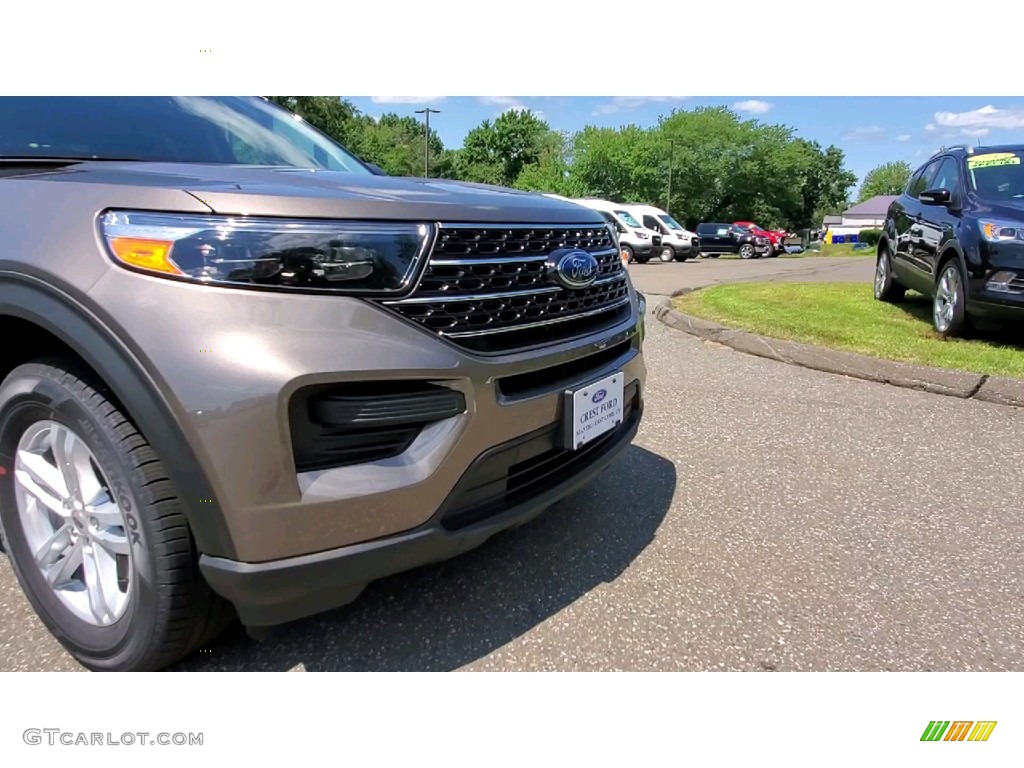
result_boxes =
[349,96,1024,192]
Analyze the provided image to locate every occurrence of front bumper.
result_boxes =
[630,241,656,258]
[86,265,647,564]
[967,285,1024,320]
[200,395,642,626]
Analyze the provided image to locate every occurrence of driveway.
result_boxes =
[3,252,1022,671]
[628,255,873,301]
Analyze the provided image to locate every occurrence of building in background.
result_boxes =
[823,196,897,243]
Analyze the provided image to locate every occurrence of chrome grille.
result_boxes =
[383,224,631,352]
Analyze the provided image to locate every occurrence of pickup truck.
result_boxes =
[733,221,786,257]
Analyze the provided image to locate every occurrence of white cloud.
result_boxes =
[481,97,545,120]
[925,123,937,132]
[960,127,991,137]
[500,105,545,120]
[896,134,912,142]
[479,96,520,106]
[592,96,687,116]
[733,99,773,114]
[934,104,1024,131]
[844,125,887,142]
[370,96,445,105]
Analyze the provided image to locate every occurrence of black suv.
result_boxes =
[876,144,1024,337]
[695,223,770,259]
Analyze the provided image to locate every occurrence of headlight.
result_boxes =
[979,219,1024,242]
[100,211,433,294]
[635,230,650,239]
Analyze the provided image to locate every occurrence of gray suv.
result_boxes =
[0,97,646,670]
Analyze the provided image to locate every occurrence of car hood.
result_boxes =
[24,161,608,224]
[974,198,1024,221]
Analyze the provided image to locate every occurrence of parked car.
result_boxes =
[0,96,647,671]
[570,198,662,264]
[876,143,1024,337]
[621,203,699,262]
[733,221,785,256]
[695,223,771,258]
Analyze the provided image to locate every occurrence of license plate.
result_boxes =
[563,372,625,450]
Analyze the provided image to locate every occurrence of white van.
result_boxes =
[569,198,662,264]
[621,203,700,262]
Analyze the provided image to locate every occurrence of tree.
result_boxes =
[568,125,661,205]
[857,161,911,202]
[261,97,859,230]
[512,131,585,196]
[795,142,857,230]
[354,112,444,177]
[455,109,554,187]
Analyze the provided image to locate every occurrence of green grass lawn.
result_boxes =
[675,282,1024,378]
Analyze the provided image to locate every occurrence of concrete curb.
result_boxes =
[654,292,1024,408]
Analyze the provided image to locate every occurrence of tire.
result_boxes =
[933,259,969,338]
[0,360,234,671]
[739,244,755,259]
[873,246,906,303]
[658,245,675,262]
[621,245,635,264]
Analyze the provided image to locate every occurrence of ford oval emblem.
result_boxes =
[591,389,607,404]
[547,248,599,290]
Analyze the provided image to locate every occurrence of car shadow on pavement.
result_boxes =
[173,444,676,672]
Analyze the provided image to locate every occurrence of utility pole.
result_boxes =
[666,139,675,212]
[415,107,441,178]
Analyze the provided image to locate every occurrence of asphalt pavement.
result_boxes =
[3,254,1023,672]
[627,254,874,302]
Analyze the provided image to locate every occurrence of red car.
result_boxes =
[733,221,787,256]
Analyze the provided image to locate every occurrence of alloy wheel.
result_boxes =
[874,253,888,298]
[933,265,960,333]
[13,420,133,626]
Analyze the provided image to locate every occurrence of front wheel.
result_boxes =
[0,361,234,671]
[658,246,675,262]
[621,245,635,264]
[933,261,969,338]
[739,244,755,259]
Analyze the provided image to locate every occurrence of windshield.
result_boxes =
[967,151,1024,200]
[0,96,371,173]
[658,214,684,230]
[615,210,642,228]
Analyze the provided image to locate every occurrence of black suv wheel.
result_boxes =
[873,246,906,303]
[933,260,969,338]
